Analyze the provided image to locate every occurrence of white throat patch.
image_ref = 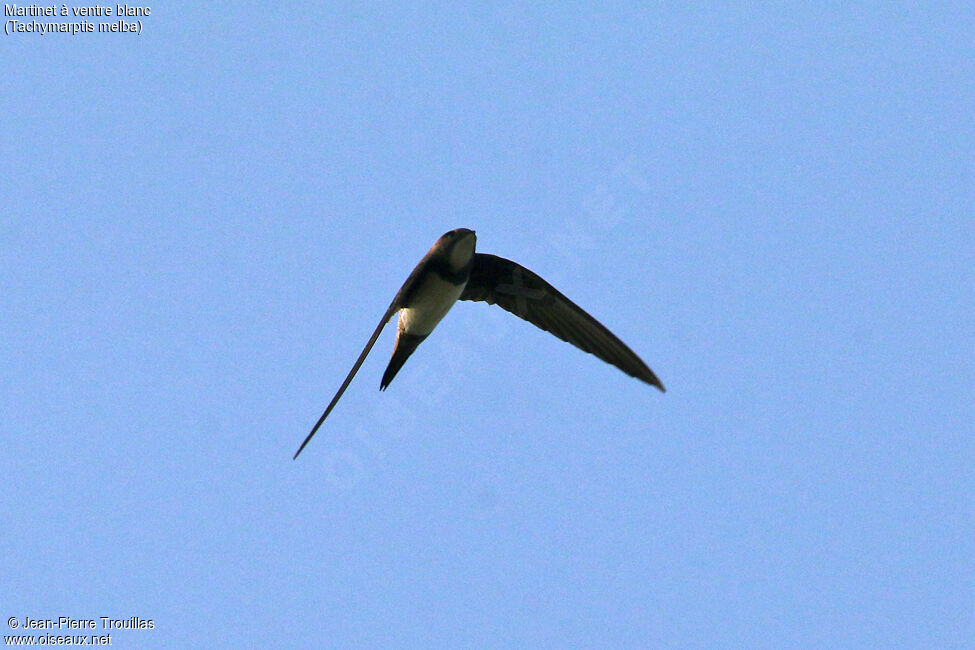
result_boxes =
[448,235,475,270]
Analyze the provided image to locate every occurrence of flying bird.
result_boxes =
[293,228,664,459]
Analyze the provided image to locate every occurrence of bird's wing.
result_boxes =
[460,253,665,391]
[294,250,442,459]
[292,300,399,460]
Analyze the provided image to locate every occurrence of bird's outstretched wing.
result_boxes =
[292,301,398,460]
[293,247,446,459]
[460,253,665,391]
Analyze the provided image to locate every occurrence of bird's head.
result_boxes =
[436,228,476,271]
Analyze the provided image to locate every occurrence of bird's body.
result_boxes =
[293,228,663,459]
[380,229,475,389]
[381,273,467,390]
[398,273,467,338]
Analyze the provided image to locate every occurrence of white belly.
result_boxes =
[399,275,466,336]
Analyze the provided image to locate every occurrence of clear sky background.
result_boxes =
[2,4,973,648]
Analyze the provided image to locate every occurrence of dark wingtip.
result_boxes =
[293,433,314,460]
[644,371,666,393]
[294,415,328,460]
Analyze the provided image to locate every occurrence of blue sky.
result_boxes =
[3,4,973,648]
